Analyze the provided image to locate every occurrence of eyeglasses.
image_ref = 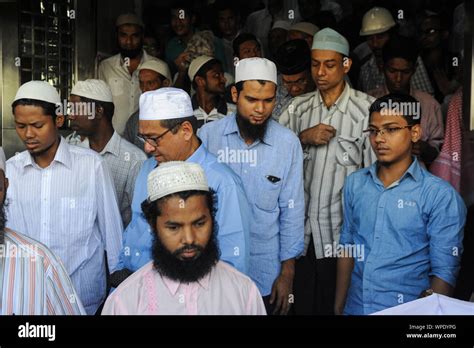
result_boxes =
[137,123,181,147]
[282,78,308,88]
[363,126,412,138]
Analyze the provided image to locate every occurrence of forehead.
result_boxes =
[311,49,343,62]
[385,58,413,70]
[14,104,50,119]
[139,69,160,80]
[282,70,307,80]
[206,63,223,73]
[69,95,82,102]
[158,195,209,219]
[118,24,141,34]
[218,9,235,18]
[138,120,166,134]
[241,80,276,96]
[240,40,258,49]
[370,111,408,125]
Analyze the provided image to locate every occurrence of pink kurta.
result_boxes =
[102,261,266,315]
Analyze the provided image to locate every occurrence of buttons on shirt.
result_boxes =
[135,252,140,257]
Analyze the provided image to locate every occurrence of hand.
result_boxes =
[174,52,190,73]
[299,123,336,146]
[269,272,294,315]
[334,303,344,315]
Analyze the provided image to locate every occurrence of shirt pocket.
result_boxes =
[336,136,363,167]
[255,175,282,212]
[108,78,126,97]
[59,197,95,244]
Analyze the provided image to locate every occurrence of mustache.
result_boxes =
[173,244,204,256]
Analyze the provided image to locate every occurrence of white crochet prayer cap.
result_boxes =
[290,22,319,37]
[139,87,194,121]
[71,79,113,102]
[14,81,61,105]
[139,59,172,82]
[312,28,349,56]
[147,161,209,202]
[272,20,291,31]
[235,58,277,84]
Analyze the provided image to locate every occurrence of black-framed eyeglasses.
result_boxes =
[363,125,412,138]
[137,123,181,147]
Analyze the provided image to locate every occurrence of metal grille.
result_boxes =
[19,0,75,100]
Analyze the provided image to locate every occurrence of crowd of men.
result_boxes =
[0,0,471,315]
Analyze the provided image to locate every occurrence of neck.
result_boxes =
[88,123,114,153]
[124,52,143,74]
[197,89,218,114]
[181,136,201,161]
[377,155,414,188]
[320,81,345,108]
[34,136,61,169]
[179,30,193,43]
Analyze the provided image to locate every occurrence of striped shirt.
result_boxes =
[358,55,434,96]
[67,131,147,227]
[279,83,376,259]
[191,95,236,129]
[0,228,85,315]
[5,138,123,314]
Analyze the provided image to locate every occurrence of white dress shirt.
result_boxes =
[98,50,158,135]
[6,137,123,314]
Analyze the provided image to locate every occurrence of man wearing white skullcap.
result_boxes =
[198,57,305,315]
[278,28,376,315]
[66,79,146,227]
[123,59,173,150]
[7,81,123,314]
[98,13,160,135]
[188,56,236,128]
[0,147,85,315]
[111,87,251,288]
[103,161,265,315]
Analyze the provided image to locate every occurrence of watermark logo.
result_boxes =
[56,99,96,119]
[380,100,420,119]
[217,147,257,167]
[18,322,55,342]
[324,242,365,261]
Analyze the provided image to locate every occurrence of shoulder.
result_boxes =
[213,261,259,293]
[349,87,376,106]
[99,54,120,68]
[267,119,301,147]
[4,228,63,270]
[200,116,230,134]
[285,91,318,113]
[118,136,147,161]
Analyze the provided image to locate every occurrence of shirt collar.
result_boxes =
[314,81,351,113]
[22,136,72,172]
[223,114,274,146]
[191,94,228,115]
[99,131,121,157]
[367,156,422,187]
[161,271,211,296]
[186,142,207,164]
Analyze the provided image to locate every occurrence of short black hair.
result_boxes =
[382,36,418,66]
[160,116,198,134]
[77,96,115,122]
[192,58,221,90]
[233,33,260,57]
[369,93,421,126]
[141,189,216,231]
[214,0,239,16]
[234,80,277,96]
[12,98,59,121]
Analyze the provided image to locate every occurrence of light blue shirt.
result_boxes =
[198,114,305,296]
[340,158,466,315]
[119,144,250,275]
